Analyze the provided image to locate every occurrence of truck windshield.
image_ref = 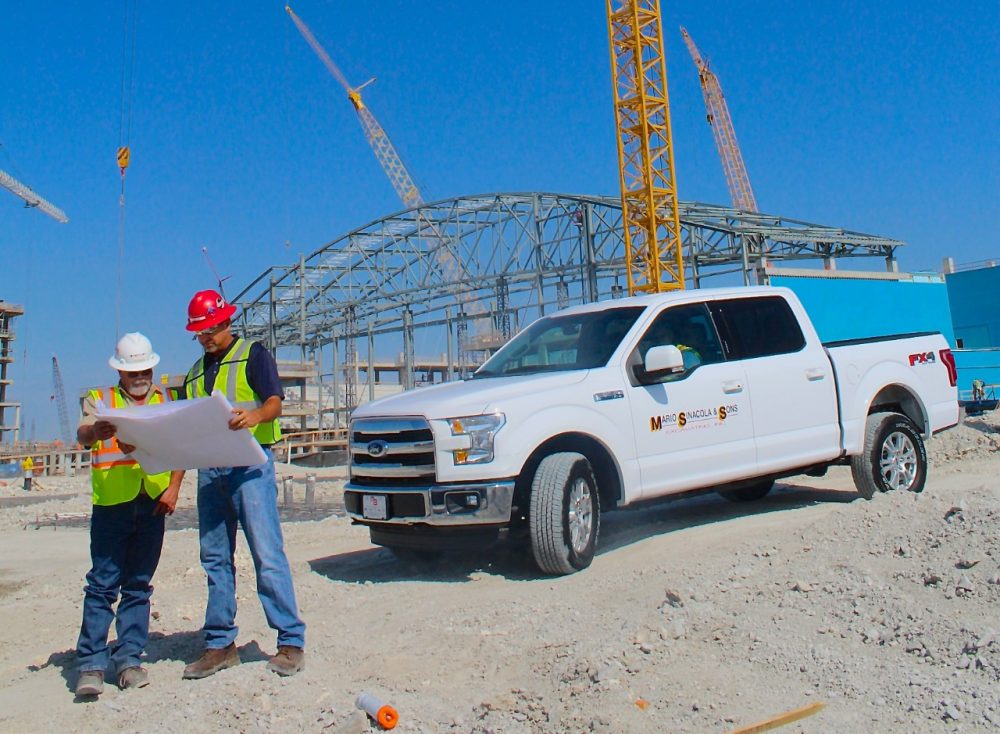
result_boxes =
[474,307,644,378]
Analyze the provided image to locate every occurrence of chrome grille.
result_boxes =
[350,417,436,486]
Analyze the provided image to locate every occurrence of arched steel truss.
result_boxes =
[236,192,901,347]
[232,192,903,419]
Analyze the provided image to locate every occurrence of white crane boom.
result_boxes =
[0,168,69,223]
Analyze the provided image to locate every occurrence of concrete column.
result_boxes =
[305,473,316,507]
[367,323,375,402]
[446,307,454,381]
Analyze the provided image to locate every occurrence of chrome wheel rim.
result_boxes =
[879,431,918,490]
[567,477,594,554]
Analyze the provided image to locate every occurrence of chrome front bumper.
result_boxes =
[344,480,516,526]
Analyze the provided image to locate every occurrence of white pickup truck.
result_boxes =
[344,286,959,574]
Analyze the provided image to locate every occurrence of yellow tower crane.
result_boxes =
[606,0,685,295]
[681,27,758,213]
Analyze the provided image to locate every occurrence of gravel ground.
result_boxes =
[0,414,996,733]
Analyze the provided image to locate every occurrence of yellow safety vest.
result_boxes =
[184,338,282,445]
[89,385,171,506]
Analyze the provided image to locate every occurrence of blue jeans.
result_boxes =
[76,494,165,674]
[197,448,305,649]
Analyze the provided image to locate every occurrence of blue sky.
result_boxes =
[2,1,998,440]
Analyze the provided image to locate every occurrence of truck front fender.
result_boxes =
[500,403,632,513]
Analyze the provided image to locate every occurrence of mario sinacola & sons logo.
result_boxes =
[649,404,739,432]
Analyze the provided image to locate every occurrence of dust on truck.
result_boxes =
[344,286,959,575]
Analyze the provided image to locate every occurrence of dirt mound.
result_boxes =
[929,413,1000,464]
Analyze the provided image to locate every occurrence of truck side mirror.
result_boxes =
[644,345,685,374]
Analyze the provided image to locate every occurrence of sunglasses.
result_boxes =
[193,321,230,339]
[125,369,153,377]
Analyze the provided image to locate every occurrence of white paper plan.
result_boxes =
[95,391,267,474]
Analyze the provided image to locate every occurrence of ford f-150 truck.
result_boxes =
[344,286,959,575]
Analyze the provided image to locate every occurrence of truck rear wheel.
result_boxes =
[850,411,927,499]
[529,452,600,575]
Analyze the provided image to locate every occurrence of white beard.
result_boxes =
[128,380,152,397]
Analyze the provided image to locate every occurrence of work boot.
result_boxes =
[75,670,105,697]
[182,643,240,680]
[117,666,149,690]
[267,646,305,676]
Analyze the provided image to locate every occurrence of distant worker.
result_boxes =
[172,289,306,680]
[971,378,986,402]
[74,332,175,698]
[21,455,33,491]
[675,320,704,370]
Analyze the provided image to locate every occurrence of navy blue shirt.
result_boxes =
[186,338,283,403]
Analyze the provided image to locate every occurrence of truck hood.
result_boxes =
[351,371,590,420]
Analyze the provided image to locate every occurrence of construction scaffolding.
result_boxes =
[0,300,25,444]
[232,193,904,428]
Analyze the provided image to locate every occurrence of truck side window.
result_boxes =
[710,296,806,359]
[632,303,724,381]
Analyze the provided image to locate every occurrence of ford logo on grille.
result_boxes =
[366,440,389,457]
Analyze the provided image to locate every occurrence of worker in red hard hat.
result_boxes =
[185,289,237,336]
[169,289,306,681]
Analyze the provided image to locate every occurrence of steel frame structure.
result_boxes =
[232,192,903,422]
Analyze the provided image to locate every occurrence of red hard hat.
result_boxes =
[186,289,237,332]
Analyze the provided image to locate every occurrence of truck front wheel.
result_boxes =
[529,452,600,575]
[850,411,927,499]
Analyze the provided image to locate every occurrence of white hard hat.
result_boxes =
[109,332,161,372]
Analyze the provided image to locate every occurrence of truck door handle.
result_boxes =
[806,368,826,381]
[722,380,743,394]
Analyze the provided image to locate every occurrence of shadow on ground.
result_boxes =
[308,482,859,584]
[0,493,77,509]
[21,500,347,531]
[147,632,272,665]
[27,631,270,700]
[962,416,999,434]
[309,544,539,584]
[598,481,857,555]
[144,629,209,665]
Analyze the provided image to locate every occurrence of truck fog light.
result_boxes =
[445,491,484,514]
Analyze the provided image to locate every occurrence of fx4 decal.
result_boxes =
[908,352,936,366]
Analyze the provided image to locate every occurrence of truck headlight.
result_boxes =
[447,413,505,465]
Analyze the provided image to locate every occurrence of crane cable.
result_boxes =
[115,0,138,339]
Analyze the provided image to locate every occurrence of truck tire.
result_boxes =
[529,452,600,575]
[718,479,775,502]
[850,411,927,499]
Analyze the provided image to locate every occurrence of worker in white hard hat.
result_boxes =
[73,332,175,698]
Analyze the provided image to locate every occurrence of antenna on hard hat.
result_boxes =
[201,247,230,300]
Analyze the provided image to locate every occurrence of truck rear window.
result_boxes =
[710,296,806,359]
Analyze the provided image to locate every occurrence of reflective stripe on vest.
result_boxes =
[184,338,282,445]
[89,385,171,506]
